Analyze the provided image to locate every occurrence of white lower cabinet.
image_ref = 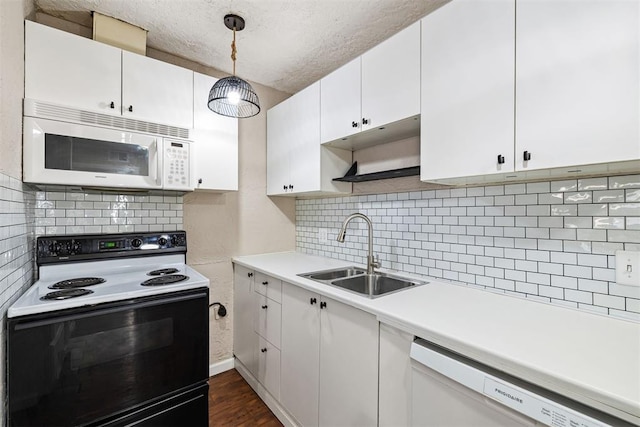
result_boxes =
[280,282,379,427]
[379,323,414,427]
[233,265,257,376]
[257,334,281,400]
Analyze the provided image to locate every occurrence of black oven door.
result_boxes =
[7,288,209,427]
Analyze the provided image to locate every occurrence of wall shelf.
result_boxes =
[333,162,420,183]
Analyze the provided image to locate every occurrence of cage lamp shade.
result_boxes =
[208,76,260,118]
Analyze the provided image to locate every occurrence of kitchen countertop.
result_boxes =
[233,251,640,425]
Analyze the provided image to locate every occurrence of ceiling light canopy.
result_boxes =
[208,14,260,118]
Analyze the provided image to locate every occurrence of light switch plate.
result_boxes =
[615,250,640,287]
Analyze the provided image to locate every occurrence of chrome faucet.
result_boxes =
[337,213,380,275]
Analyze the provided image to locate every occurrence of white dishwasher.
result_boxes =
[410,339,633,427]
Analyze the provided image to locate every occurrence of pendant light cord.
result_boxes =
[231,26,237,76]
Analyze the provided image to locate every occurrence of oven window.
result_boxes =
[44,133,150,176]
[7,290,208,427]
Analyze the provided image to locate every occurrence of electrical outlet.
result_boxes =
[615,250,640,287]
[318,228,328,243]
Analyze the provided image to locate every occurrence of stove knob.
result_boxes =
[170,235,179,246]
[131,238,143,248]
[67,241,82,255]
[158,237,168,246]
[49,242,62,254]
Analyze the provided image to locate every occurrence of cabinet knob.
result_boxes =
[262,281,268,286]
[128,105,133,112]
[289,184,294,190]
[320,301,327,309]
[352,121,358,128]
[109,101,115,109]
[523,151,532,161]
[497,154,505,165]
[362,118,369,125]
[283,185,288,191]
[198,178,203,184]
[310,297,317,305]
[248,272,253,278]
[261,305,268,309]
[261,348,267,353]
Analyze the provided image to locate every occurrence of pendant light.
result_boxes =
[208,14,260,118]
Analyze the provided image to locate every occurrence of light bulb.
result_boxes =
[227,89,241,105]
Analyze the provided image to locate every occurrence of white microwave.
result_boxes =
[23,116,192,191]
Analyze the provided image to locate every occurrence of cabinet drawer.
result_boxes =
[254,272,282,303]
[255,294,282,348]
[257,335,281,400]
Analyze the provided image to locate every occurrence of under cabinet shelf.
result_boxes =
[333,162,420,183]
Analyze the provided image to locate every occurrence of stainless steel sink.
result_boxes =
[305,267,365,281]
[298,267,428,298]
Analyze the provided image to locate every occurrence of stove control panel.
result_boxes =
[37,231,188,265]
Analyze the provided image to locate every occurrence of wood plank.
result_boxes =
[209,369,283,427]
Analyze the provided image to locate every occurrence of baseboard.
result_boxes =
[234,359,299,427]
[209,357,235,377]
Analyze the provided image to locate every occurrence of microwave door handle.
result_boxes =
[150,139,161,186]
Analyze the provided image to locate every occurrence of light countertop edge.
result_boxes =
[232,251,640,425]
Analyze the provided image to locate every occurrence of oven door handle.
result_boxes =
[14,290,208,331]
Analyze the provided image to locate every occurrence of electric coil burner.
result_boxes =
[148,268,180,276]
[142,274,189,286]
[7,231,209,427]
[49,277,106,289]
[40,288,94,300]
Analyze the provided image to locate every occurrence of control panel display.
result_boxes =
[99,240,124,250]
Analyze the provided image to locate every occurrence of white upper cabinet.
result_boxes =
[24,21,194,129]
[267,82,352,197]
[320,58,362,143]
[515,0,640,171]
[25,21,121,114]
[320,22,421,145]
[191,72,238,191]
[420,0,515,182]
[361,20,421,131]
[121,51,193,128]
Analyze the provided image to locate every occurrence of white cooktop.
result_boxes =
[8,254,209,318]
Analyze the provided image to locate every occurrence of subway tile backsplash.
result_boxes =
[296,175,640,322]
[35,191,184,235]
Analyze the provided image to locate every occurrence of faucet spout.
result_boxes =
[337,213,379,275]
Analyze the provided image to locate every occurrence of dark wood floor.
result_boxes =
[209,369,283,427]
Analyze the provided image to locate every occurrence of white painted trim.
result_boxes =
[209,357,235,377]
[234,359,300,427]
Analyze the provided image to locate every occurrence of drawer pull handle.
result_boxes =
[248,272,253,278]
[497,154,505,165]
[261,305,268,309]
[320,301,327,309]
[262,281,268,286]
[261,348,267,353]
[310,297,317,305]
[109,101,115,109]
[523,150,532,161]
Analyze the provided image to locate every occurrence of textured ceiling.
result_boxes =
[34,0,449,94]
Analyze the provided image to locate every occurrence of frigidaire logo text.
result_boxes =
[495,387,523,404]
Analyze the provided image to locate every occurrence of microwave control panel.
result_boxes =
[163,140,191,190]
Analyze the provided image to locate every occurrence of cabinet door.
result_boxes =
[516,0,640,171]
[420,0,515,181]
[289,82,321,194]
[320,58,361,143]
[319,297,378,427]
[24,21,121,114]
[254,294,281,348]
[257,335,281,400]
[233,265,257,375]
[266,98,291,195]
[192,72,238,191]
[122,51,194,128]
[362,21,421,131]
[280,283,320,427]
[379,323,414,427]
